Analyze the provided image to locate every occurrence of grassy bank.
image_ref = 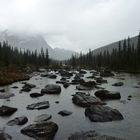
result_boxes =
[0,65,31,86]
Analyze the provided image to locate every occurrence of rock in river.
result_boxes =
[58,110,72,116]
[100,70,114,77]
[0,89,5,92]
[63,82,70,88]
[0,105,17,116]
[7,116,28,126]
[72,92,102,107]
[68,130,124,140]
[34,114,52,123]
[76,85,92,90]
[47,74,57,79]
[27,101,49,110]
[21,121,58,140]
[11,86,18,89]
[20,82,36,92]
[41,84,61,94]
[85,105,123,122]
[22,82,36,89]
[95,90,121,100]
[96,79,107,84]
[112,82,124,86]
[0,130,12,140]
[80,79,96,88]
[30,92,44,98]
[0,93,15,99]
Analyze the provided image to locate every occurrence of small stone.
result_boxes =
[27,101,49,110]
[34,114,52,123]
[58,110,72,116]
[7,116,28,126]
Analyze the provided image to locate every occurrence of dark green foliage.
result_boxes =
[67,33,140,72]
[0,41,50,67]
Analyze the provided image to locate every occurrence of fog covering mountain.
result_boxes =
[92,35,138,54]
[0,30,76,60]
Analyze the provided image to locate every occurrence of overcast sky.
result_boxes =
[0,0,140,52]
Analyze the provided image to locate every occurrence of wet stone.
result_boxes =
[41,84,61,94]
[85,105,124,122]
[11,86,18,89]
[112,82,124,86]
[68,130,125,140]
[0,105,17,116]
[95,90,121,100]
[0,93,15,99]
[21,121,58,140]
[34,114,52,123]
[0,130,12,140]
[7,116,28,126]
[63,83,70,88]
[30,92,44,98]
[0,89,5,92]
[72,92,102,107]
[76,85,92,90]
[58,110,72,116]
[27,101,50,110]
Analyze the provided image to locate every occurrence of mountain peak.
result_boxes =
[0,30,76,60]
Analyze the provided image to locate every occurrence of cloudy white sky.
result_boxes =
[0,0,140,52]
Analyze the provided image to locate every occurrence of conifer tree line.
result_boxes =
[67,33,140,71]
[0,41,50,67]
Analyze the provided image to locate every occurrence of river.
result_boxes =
[0,70,140,140]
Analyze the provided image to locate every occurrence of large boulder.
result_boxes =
[27,101,49,110]
[95,90,121,100]
[72,92,102,107]
[21,121,58,140]
[41,84,61,94]
[0,105,17,116]
[112,82,124,86]
[7,116,28,126]
[68,130,124,140]
[85,105,123,122]
[34,114,52,123]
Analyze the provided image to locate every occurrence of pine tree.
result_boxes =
[137,32,140,64]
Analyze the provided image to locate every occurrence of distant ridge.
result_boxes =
[92,35,138,54]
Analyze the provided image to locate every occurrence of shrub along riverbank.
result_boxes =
[0,66,31,86]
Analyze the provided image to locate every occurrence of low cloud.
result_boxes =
[0,0,140,52]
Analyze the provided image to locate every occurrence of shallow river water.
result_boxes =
[0,71,140,140]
